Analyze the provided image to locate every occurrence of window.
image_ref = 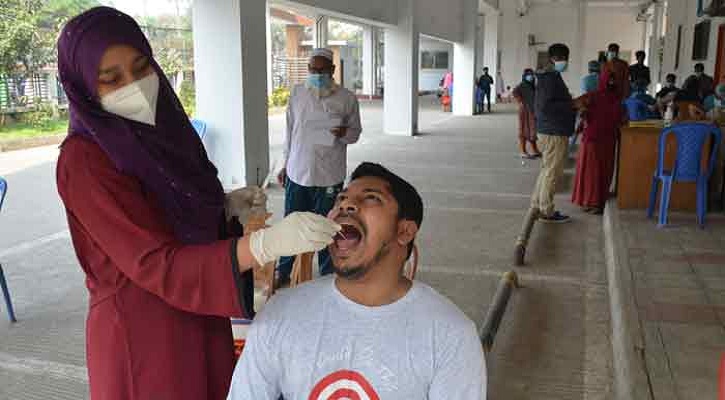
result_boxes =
[435,52,449,69]
[675,25,683,69]
[692,20,711,60]
[421,51,449,69]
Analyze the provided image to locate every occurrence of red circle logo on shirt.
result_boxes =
[308,370,380,400]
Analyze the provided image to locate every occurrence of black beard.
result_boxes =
[334,240,390,281]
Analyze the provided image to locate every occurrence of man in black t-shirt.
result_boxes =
[629,50,651,88]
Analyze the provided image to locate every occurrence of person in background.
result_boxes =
[703,83,725,113]
[624,79,659,121]
[656,73,679,99]
[629,50,651,88]
[655,73,679,116]
[683,63,715,99]
[502,85,513,103]
[601,43,630,101]
[673,77,706,121]
[571,70,624,215]
[277,48,363,287]
[496,70,506,102]
[56,8,340,400]
[581,60,600,94]
[572,60,601,152]
[513,69,541,159]
[443,70,453,98]
[478,67,494,113]
[531,43,577,223]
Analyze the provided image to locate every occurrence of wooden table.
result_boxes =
[617,124,712,211]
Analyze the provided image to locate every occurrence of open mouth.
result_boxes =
[333,223,363,253]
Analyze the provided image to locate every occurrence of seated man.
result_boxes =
[624,79,659,121]
[227,162,487,400]
[656,73,678,100]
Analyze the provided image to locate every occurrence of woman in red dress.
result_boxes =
[56,7,340,399]
[571,70,625,214]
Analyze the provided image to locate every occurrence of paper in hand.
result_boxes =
[304,112,343,146]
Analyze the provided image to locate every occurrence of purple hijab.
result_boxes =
[57,7,225,244]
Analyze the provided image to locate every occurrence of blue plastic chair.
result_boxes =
[190,119,207,141]
[647,123,722,227]
[0,177,17,322]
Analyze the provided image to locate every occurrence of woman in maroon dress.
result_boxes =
[512,68,541,159]
[55,7,340,399]
[571,70,624,214]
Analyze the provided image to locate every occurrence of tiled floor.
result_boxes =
[621,210,725,399]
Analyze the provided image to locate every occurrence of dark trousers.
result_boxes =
[479,88,492,112]
[277,178,343,280]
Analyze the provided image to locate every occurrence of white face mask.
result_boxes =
[100,73,159,126]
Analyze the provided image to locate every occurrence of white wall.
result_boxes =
[583,6,644,69]
[498,2,645,96]
[662,0,725,86]
[419,37,453,91]
[415,0,464,43]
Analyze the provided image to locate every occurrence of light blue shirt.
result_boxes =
[581,73,599,94]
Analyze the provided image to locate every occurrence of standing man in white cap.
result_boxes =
[276,48,363,287]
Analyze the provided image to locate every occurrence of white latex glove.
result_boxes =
[249,212,342,265]
[225,186,267,225]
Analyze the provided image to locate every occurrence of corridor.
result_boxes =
[0,101,613,399]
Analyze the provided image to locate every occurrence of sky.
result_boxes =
[100,0,192,17]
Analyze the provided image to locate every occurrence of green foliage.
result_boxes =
[269,87,290,107]
[136,14,194,77]
[178,79,195,117]
[0,0,100,76]
[18,101,57,129]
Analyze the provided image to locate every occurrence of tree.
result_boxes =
[135,13,194,91]
[0,0,100,76]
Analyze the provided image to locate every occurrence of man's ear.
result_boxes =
[396,220,418,248]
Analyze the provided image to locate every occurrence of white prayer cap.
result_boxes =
[310,48,334,62]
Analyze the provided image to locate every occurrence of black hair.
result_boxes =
[666,73,676,82]
[695,63,705,72]
[608,43,620,52]
[483,67,489,71]
[350,162,423,259]
[636,50,646,59]
[548,43,569,59]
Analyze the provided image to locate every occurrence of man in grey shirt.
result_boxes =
[228,162,486,400]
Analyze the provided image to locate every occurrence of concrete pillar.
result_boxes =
[331,46,343,85]
[453,0,479,116]
[574,0,586,83]
[314,15,329,48]
[383,0,419,136]
[649,2,664,88]
[362,26,377,97]
[192,0,269,189]
[476,15,485,75]
[285,25,304,57]
[266,2,273,96]
[46,71,59,106]
[483,12,499,104]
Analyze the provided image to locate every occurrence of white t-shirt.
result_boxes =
[227,277,487,400]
